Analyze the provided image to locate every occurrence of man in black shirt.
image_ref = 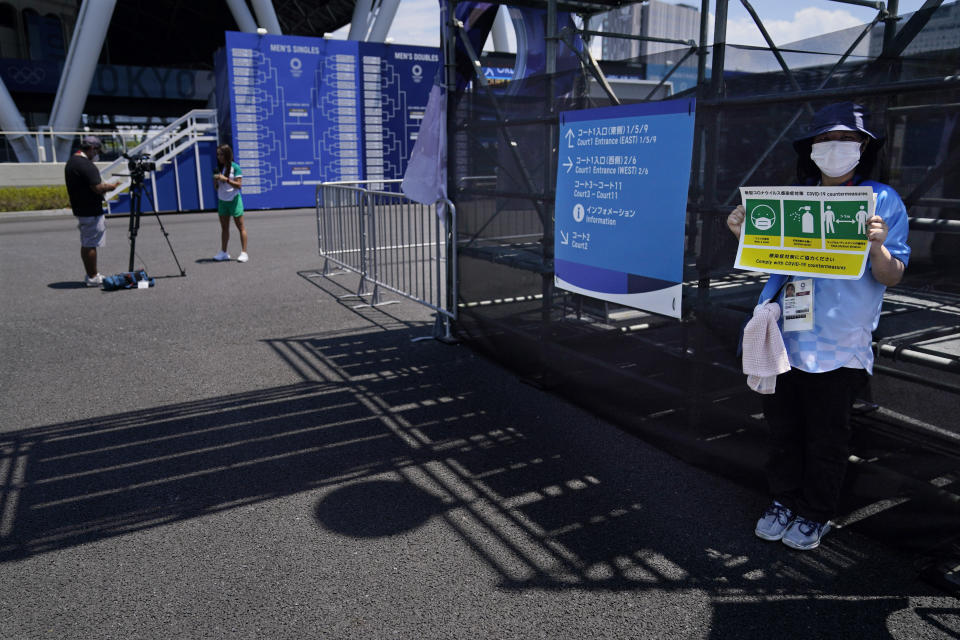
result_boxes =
[64,136,119,286]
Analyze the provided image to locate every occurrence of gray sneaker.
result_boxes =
[781,516,831,550]
[755,501,794,541]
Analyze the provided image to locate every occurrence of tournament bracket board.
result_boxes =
[554,98,696,319]
[219,31,437,209]
[734,186,874,279]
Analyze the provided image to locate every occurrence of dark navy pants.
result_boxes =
[761,366,868,523]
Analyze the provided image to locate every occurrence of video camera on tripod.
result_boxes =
[123,152,156,183]
[119,151,185,276]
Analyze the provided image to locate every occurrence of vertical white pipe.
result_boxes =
[49,0,118,160]
[249,0,283,34]
[348,0,373,40]
[490,6,510,52]
[0,77,36,161]
[225,0,258,32]
[368,0,401,43]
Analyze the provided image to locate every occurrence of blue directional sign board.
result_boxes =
[554,98,696,319]
[219,32,437,209]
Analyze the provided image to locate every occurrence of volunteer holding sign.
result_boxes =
[726,103,911,551]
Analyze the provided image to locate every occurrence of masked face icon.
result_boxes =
[750,204,777,231]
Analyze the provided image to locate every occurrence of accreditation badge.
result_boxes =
[782,278,814,332]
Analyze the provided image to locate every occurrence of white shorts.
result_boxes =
[77,215,106,248]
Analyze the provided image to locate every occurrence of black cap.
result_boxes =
[793,102,884,154]
[80,135,102,150]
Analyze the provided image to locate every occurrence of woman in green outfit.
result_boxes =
[213,144,249,262]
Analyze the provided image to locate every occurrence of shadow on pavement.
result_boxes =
[47,281,89,289]
[0,325,951,637]
[314,479,446,538]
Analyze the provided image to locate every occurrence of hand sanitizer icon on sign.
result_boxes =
[801,206,814,234]
[750,204,776,231]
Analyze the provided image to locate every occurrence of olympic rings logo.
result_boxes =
[6,66,46,85]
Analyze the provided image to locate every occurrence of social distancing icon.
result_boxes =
[825,205,836,234]
[824,200,869,250]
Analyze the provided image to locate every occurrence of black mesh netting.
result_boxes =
[449,6,960,561]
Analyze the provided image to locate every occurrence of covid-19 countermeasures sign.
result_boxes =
[734,186,875,279]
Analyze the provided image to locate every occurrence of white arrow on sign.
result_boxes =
[559,229,569,245]
[565,129,575,148]
[562,157,573,173]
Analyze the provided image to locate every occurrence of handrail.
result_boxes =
[98,109,218,208]
[321,179,402,186]
[2,108,215,167]
[3,128,169,164]
[2,129,153,136]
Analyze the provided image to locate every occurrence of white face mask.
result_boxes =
[810,140,862,178]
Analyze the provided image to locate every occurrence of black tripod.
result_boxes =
[125,166,186,276]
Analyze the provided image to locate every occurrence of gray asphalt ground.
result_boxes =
[1,208,958,639]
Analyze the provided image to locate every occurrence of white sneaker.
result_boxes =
[237,252,249,263]
[84,273,103,287]
[213,250,230,261]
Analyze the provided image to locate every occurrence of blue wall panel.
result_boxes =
[176,147,201,211]
[105,140,218,215]
[109,191,131,214]
[152,160,179,213]
[197,141,218,210]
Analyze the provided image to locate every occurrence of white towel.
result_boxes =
[742,301,791,394]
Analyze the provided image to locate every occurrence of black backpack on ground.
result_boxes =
[102,269,155,291]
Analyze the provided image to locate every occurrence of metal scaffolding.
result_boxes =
[442,0,960,565]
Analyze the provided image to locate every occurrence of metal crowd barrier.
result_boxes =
[316,180,458,341]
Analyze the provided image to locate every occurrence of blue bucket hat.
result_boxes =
[793,102,884,154]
